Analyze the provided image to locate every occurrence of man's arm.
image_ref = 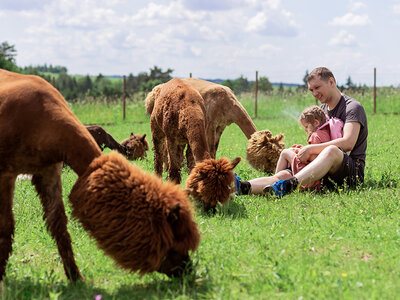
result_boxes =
[296,121,361,163]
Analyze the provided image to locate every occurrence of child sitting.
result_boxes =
[277,105,343,190]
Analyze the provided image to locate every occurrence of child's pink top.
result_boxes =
[292,117,344,190]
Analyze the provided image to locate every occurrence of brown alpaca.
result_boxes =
[120,132,149,160]
[69,152,200,276]
[0,70,200,282]
[186,157,241,212]
[146,78,257,160]
[246,130,285,173]
[146,79,281,171]
[85,125,127,156]
[149,78,240,210]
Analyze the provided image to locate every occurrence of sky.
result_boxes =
[1,0,400,86]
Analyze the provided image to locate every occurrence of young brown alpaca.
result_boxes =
[149,78,241,211]
[0,70,200,282]
[146,78,257,161]
[246,130,285,173]
[146,78,282,172]
[186,157,241,212]
[85,125,127,156]
[120,132,149,160]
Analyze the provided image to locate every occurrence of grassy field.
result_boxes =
[2,89,400,299]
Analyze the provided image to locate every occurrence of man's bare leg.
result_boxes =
[295,146,344,185]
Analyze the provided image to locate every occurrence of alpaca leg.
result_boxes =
[32,163,83,281]
[152,129,165,177]
[185,146,195,174]
[212,126,225,159]
[0,174,16,282]
[166,142,185,184]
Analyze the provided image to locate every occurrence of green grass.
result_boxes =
[2,89,400,299]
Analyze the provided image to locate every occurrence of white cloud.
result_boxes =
[330,13,371,26]
[394,3,400,14]
[245,2,298,36]
[349,1,366,11]
[329,30,357,47]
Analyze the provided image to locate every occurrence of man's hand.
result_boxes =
[296,144,317,163]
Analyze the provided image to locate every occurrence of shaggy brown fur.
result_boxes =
[149,78,241,210]
[120,133,149,160]
[186,157,241,212]
[69,152,200,276]
[86,125,127,156]
[145,78,257,160]
[0,70,200,282]
[150,77,210,183]
[246,130,285,173]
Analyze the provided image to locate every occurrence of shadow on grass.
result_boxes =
[195,197,248,219]
[2,270,214,299]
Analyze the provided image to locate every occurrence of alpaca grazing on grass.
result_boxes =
[146,78,257,160]
[146,78,282,172]
[246,130,285,173]
[85,125,127,156]
[86,125,149,160]
[0,70,200,282]
[148,77,241,211]
[121,132,149,160]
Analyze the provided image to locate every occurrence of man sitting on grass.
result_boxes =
[236,66,368,198]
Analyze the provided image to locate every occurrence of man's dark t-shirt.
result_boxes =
[321,94,368,168]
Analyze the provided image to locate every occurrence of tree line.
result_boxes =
[1,41,368,101]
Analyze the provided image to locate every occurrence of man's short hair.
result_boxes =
[308,67,335,83]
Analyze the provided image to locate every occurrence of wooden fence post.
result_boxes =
[373,67,376,114]
[123,75,126,120]
[255,71,258,119]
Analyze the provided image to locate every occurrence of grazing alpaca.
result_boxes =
[186,157,241,212]
[146,78,257,160]
[149,78,240,210]
[146,78,281,171]
[246,130,285,173]
[85,125,127,156]
[120,133,149,160]
[0,70,200,282]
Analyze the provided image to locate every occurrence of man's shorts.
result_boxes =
[322,151,365,189]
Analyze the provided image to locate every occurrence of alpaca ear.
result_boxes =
[141,134,146,141]
[167,203,181,225]
[230,157,241,169]
[130,132,134,137]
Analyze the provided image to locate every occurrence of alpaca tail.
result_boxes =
[186,157,241,212]
[145,83,164,115]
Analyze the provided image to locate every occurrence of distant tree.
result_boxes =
[278,82,284,93]
[345,76,354,90]
[148,65,173,82]
[0,42,17,63]
[0,41,19,72]
[77,75,93,94]
[258,76,273,92]
[302,69,309,88]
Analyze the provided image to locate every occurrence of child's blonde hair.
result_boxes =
[299,105,327,128]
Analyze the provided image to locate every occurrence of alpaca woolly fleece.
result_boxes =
[69,152,200,275]
[246,130,285,173]
[186,157,241,211]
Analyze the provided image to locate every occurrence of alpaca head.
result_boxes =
[69,152,200,277]
[185,157,241,212]
[246,130,285,173]
[121,133,149,160]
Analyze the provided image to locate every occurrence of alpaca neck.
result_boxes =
[232,102,257,139]
[64,127,102,176]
